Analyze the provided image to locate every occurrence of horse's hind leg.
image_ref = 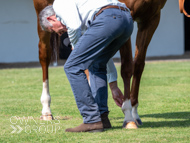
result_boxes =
[131,13,161,125]
[120,38,138,129]
[33,0,53,120]
[39,30,53,120]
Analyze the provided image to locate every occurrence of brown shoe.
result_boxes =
[101,112,112,129]
[65,121,104,132]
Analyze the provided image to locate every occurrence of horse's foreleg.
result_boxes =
[131,13,161,125]
[38,25,53,120]
[120,38,137,129]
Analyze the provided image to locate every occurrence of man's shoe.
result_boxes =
[101,112,112,129]
[65,121,104,132]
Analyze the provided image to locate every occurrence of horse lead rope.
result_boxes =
[179,0,190,18]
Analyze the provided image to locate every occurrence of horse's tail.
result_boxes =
[179,0,190,18]
[50,32,60,63]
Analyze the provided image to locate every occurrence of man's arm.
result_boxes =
[107,59,123,107]
[107,58,117,83]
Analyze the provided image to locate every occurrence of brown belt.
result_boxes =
[93,5,129,20]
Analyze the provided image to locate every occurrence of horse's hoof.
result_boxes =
[123,121,138,129]
[40,114,54,120]
[135,118,143,126]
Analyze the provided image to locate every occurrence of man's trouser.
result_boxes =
[64,8,133,123]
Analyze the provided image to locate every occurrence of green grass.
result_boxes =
[0,60,190,143]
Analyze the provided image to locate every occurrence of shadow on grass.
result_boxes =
[111,112,190,128]
[140,120,190,128]
[108,126,123,130]
[140,111,190,120]
[140,111,190,128]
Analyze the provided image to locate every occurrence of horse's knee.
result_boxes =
[121,61,133,80]
[133,59,145,77]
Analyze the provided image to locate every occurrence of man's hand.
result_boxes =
[109,81,124,107]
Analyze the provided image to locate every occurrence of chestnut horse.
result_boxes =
[33,0,168,128]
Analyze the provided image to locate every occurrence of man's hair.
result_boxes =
[39,5,55,31]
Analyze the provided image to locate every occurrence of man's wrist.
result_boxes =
[109,81,118,90]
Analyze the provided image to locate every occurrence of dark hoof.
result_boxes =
[135,118,143,126]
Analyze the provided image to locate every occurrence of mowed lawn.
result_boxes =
[0,60,190,143]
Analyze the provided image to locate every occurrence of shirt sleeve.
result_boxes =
[53,0,82,47]
[107,58,118,83]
